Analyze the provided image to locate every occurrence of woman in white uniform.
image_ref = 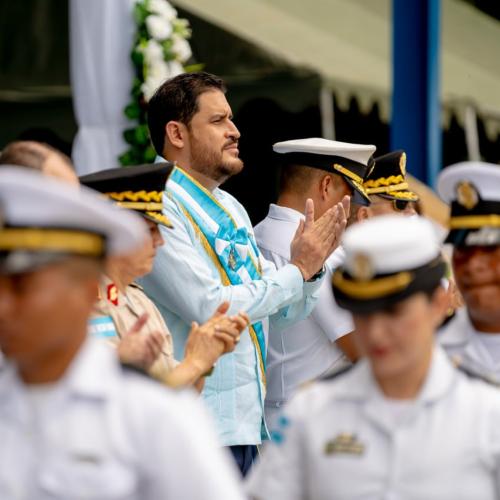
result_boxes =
[246,215,500,500]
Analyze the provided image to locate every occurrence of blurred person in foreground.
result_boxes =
[80,163,249,390]
[438,162,500,383]
[142,71,347,475]
[0,167,245,499]
[247,215,500,499]
[0,140,78,184]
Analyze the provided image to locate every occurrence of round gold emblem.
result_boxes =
[352,253,374,281]
[399,153,407,176]
[456,181,479,210]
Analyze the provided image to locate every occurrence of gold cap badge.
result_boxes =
[399,152,407,176]
[352,253,374,281]
[456,181,479,210]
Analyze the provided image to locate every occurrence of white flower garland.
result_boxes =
[120,0,194,165]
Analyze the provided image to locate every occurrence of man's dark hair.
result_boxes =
[0,141,73,171]
[279,163,343,195]
[147,72,226,155]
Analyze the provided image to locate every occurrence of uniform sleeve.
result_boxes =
[310,267,354,342]
[141,197,315,325]
[141,390,246,500]
[252,219,324,333]
[141,291,179,371]
[482,387,500,492]
[245,404,306,500]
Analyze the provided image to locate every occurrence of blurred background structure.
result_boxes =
[0,0,499,223]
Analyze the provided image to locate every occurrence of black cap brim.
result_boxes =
[142,212,174,229]
[445,227,500,247]
[345,178,371,206]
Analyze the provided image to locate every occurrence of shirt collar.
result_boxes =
[438,308,476,347]
[333,345,456,405]
[0,339,117,422]
[267,204,304,223]
[62,338,118,399]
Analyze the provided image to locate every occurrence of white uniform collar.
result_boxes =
[63,338,119,399]
[267,204,304,223]
[333,345,456,406]
[0,339,118,427]
[0,338,118,402]
[438,308,474,347]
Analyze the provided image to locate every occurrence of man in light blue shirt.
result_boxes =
[141,72,348,475]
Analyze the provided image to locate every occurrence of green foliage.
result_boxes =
[120,0,194,166]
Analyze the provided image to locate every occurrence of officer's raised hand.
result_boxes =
[290,196,349,281]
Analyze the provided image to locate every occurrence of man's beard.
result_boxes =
[189,137,244,185]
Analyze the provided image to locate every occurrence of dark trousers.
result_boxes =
[228,445,258,477]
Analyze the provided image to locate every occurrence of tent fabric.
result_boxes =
[172,0,500,135]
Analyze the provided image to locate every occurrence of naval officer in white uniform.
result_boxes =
[254,138,375,433]
[247,215,500,500]
[438,162,500,384]
[0,168,245,500]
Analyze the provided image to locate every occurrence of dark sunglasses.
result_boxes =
[392,199,411,212]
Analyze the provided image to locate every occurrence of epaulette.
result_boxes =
[320,364,354,382]
[456,363,500,388]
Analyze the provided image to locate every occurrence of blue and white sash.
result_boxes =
[167,166,267,386]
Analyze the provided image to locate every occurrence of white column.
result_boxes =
[319,84,335,140]
[464,104,480,162]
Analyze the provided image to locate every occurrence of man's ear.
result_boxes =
[357,206,371,221]
[165,121,186,149]
[320,174,332,200]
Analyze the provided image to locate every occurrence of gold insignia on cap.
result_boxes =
[324,433,365,456]
[352,253,374,281]
[399,152,407,176]
[456,181,479,210]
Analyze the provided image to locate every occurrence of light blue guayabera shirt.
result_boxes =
[140,182,323,447]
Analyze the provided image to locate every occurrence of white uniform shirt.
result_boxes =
[439,308,500,383]
[246,347,500,500]
[254,204,353,429]
[0,339,245,500]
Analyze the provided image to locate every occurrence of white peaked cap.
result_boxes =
[342,215,441,276]
[437,161,500,246]
[273,138,376,166]
[437,161,500,203]
[332,215,445,313]
[0,167,148,261]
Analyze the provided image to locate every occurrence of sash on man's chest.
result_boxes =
[167,166,267,387]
